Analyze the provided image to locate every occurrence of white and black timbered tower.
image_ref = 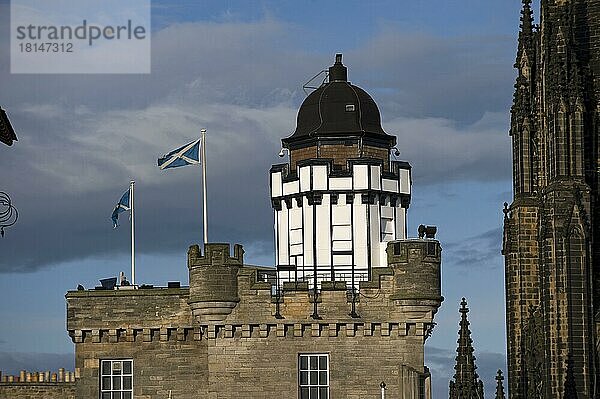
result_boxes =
[270,54,412,289]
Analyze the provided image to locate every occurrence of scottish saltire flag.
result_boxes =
[158,139,201,169]
[111,188,131,228]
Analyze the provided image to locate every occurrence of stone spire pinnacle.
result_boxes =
[520,0,534,34]
[515,0,535,69]
[494,370,506,399]
[449,298,484,399]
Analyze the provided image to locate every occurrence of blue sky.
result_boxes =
[0,1,531,397]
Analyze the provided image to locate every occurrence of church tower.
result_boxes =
[271,54,411,290]
[503,0,600,397]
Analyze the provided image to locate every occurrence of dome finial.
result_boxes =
[329,53,347,82]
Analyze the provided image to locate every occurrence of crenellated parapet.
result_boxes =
[66,240,441,345]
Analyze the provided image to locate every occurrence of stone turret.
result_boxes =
[386,234,442,304]
[187,243,243,322]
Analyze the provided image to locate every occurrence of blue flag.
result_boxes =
[111,188,131,228]
[158,139,201,169]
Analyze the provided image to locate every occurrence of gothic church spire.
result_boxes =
[448,298,484,399]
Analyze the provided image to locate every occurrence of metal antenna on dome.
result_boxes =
[302,69,328,96]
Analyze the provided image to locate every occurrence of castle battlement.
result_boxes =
[67,240,441,337]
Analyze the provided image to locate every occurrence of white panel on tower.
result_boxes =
[332,225,352,241]
[353,165,369,190]
[290,208,302,229]
[313,165,328,190]
[283,180,299,196]
[353,202,368,269]
[300,166,311,192]
[271,172,282,197]
[369,204,381,267]
[274,213,279,265]
[381,205,396,241]
[278,206,289,265]
[380,218,394,242]
[332,205,351,225]
[370,165,381,190]
[333,254,353,266]
[315,195,331,268]
[290,243,303,256]
[379,243,388,269]
[382,178,399,193]
[290,228,303,245]
[396,207,406,239]
[332,240,352,251]
[329,177,352,190]
[303,197,314,266]
[399,168,411,194]
[381,205,394,219]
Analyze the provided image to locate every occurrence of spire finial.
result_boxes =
[521,0,533,29]
[494,370,506,399]
[329,53,347,82]
[460,297,469,313]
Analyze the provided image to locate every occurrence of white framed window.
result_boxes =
[100,359,133,399]
[299,354,329,399]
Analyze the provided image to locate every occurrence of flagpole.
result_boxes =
[201,129,208,244]
[130,180,135,286]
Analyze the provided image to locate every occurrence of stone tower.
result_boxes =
[271,54,411,295]
[448,298,484,399]
[503,0,600,397]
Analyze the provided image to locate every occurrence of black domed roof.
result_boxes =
[282,54,395,148]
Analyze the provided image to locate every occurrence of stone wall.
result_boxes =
[205,327,425,399]
[66,241,442,398]
[0,383,75,399]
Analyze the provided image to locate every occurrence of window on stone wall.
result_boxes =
[100,359,133,399]
[299,354,329,399]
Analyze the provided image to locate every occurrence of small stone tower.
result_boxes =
[271,54,412,288]
[187,243,244,322]
[448,298,484,399]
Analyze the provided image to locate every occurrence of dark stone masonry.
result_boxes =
[504,0,600,397]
